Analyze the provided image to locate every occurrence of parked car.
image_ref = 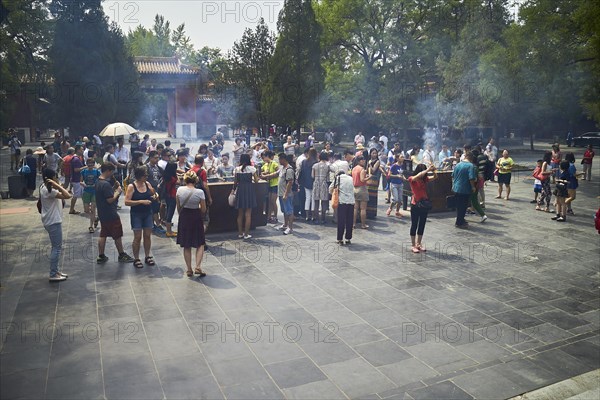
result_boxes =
[573,132,600,147]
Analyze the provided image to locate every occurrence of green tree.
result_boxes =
[265,0,324,133]
[48,0,140,134]
[1,0,52,131]
[228,18,275,132]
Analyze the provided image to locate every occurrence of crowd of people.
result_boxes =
[27,130,596,282]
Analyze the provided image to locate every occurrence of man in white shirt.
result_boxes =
[438,144,452,168]
[378,132,388,150]
[485,138,498,162]
[114,137,130,163]
[354,132,365,146]
[422,144,436,166]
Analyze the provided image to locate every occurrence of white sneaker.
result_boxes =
[276,224,287,231]
[283,228,292,235]
[243,234,252,239]
[481,215,488,223]
[49,275,67,282]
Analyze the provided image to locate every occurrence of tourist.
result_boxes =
[495,150,514,200]
[81,158,101,233]
[485,138,498,163]
[330,151,352,223]
[465,152,488,223]
[312,152,332,224]
[60,138,70,157]
[473,148,488,208]
[233,153,258,239]
[352,156,371,229]
[260,150,280,224]
[452,153,477,228]
[191,156,213,202]
[253,142,267,169]
[321,142,334,159]
[95,163,134,264]
[139,134,150,154]
[422,144,435,166]
[582,145,594,181]
[115,136,130,183]
[387,153,407,218]
[552,161,570,222]
[129,131,140,152]
[217,153,235,181]
[354,132,365,146]
[62,148,75,190]
[232,137,245,167]
[379,132,389,150]
[550,144,562,183]
[367,148,383,219]
[125,151,145,184]
[277,153,295,235]
[42,144,62,174]
[299,148,318,221]
[68,145,85,213]
[176,171,207,277]
[205,148,220,182]
[565,152,579,215]
[438,144,452,168]
[354,143,365,159]
[162,162,179,238]
[283,135,298,156]
[146,138,158,155]
[8,130,22,171]
[304,131,315,149]
[295,148,309,218]
[176,149,191,174]
[145,151,165,234]
[536,151,554,212]
[531,160,543,204]
[22,149,38,198]
[331,170,355,245]
[40,169,72,281]
[409,164,437,253]
[124,166,157,268]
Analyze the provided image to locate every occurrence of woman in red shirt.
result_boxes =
[582,145,594,181]
[408,163,438,253]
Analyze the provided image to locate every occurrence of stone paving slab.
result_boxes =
[1,162,599,399]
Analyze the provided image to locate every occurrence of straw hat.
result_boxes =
[33,146,46,155]
[356,144,365,150]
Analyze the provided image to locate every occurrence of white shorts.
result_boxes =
[72,182,83,198]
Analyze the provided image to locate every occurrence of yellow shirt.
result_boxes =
[262,160,280,187]
[497,157,514,174]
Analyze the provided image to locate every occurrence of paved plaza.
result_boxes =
[0,148,599,399]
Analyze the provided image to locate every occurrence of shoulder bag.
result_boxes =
[331,175,340,209]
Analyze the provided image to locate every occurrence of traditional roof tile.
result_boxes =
[134,56,198,75]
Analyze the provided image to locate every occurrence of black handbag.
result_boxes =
[416,199,433,210]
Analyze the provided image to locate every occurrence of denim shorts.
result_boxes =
[279,196,293,215]
[130,212,153,230]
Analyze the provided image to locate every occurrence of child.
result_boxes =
[81,158,101,233]
[551,161,570,222]
[386,154,408,218]
[531,160,543,204]
[565,153,580,215]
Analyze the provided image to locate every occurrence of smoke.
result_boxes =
[422,127,439,152]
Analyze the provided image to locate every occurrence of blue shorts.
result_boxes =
[269,186,278,194]
[130,212,153,230]
[279,196,293,216]
[534,184,542,193]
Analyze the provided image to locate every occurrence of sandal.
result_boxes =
[186,270,193,277]
[133,259,143,268]
[194,268,206,277]
[144,256,156,266]
[88,227,95,233]
[361,225,369,229]
[69,210,81,215]
[94,218,99,228]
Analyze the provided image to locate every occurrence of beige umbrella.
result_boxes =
[99,122,138,137]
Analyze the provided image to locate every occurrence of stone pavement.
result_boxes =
[0,156,599,399]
